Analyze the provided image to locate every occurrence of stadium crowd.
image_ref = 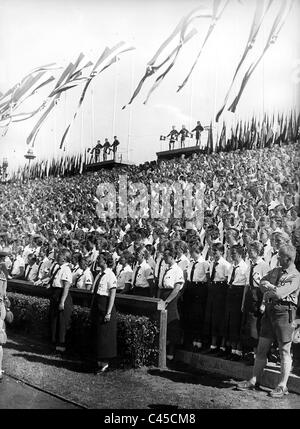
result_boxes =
[0,141,300,384]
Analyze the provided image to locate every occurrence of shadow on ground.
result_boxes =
[148,362,236,390]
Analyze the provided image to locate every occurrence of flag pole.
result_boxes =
[112,57,118,138]
[91,86,95,150]
[127,44,135,162]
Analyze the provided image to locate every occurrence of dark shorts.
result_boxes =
[260,303,297,343]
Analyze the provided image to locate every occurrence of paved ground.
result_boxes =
[0,376,79,409]
[1,333,300,409]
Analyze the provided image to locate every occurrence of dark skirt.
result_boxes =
[181,281,208,338]
[204,282,228,338]
[160,288,182,344]
[49,287,73,345]
[90,295,117,360]
[131,287,151,297]
[223,286,244,343]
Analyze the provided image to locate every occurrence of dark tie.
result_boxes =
[161,267,171,287]
[157,258,163,282]
[93,271,105,296]
[117,266,124,279]
[36,261,43,279]
[211,261,218,282]
[25,266,32,280]
[90,271,105,308]
[49,265,61,287]
[74,272,84,288]
[229,266,238,285]
[190,261,197,282]
[132,265,141,288]
[249,263,257,288]
[271,250,277,258]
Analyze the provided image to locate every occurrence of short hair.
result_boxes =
[211,243,224,254]
[230,244,244,257]
[175,240,188,254]
[120,251,133,265]
[98,251,114,268]
[249,240,263,256]
[274,231,291,244]
[135,246,149,260]
[278,244,296,262]
[190,243,203,254]
[59,248,72,263]
[244,228,258,241]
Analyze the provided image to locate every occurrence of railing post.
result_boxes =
[158,309,167,370]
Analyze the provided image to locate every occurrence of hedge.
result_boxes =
[7,292,159,368]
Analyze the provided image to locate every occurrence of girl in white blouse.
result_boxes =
[90,252,117,374]
[157,243,184,362]
[116,252,133,294]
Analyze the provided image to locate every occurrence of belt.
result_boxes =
[268,300,297,308]
[211,281,227,285]
[191,281,207,285]
[229,284,245,289]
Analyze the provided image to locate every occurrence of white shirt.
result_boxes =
[22,245,36,264]
[11,255,25,277]
[131,260,154,288]
[209,256,231,282]
[73,267,93,290]
[154,255,168,288]
[38,257,52,280]
[228,259,248,286]
[161,263,184,290]
[116,264,133,290]
[93,268,117,296]
[187,256,210,282]
[262,241,272,265]
[246,258,270,287]
[269,251,279,270]
[24,263,39,283]
[176,254,189,277]
[52,263,72,288]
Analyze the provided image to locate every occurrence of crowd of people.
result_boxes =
[0,140,300,390]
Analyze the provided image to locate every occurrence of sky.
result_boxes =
[0,0,299,172]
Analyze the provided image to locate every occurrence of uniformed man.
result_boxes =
[111,136,120,161]
[191,121,204,146]
[103,139,111,161]
[90,140,103,163]
[166,126,179,150]
[236,244,300,398]
[240,241,270,365]
[178,125,190,149]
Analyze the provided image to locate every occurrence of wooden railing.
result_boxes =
[7,279,168,369]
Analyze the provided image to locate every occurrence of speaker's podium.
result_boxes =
[156,145,204,161]
[84,159,131,172]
